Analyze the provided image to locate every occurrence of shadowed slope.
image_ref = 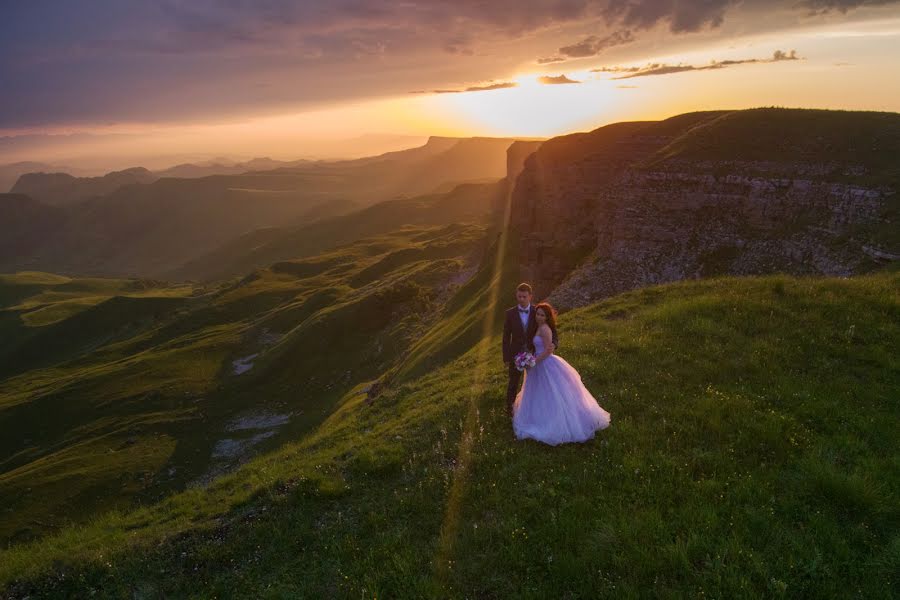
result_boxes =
[0,224,491,545]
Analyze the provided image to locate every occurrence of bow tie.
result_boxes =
[518,308,529,313]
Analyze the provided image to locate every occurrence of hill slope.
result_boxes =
[168,180,504,282]
[2,270,897,598]
[0,195,65,263]
[0,222,492,545]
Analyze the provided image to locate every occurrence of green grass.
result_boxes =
[647,107,900,187]
[2,270,896,598]
[0,273,196,363]
[0,224,491,546]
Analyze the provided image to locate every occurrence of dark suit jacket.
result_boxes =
[502,304,559,363]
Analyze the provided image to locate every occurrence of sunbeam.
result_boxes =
[432,178,518,590]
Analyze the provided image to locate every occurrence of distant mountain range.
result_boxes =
[11,167,158,206]
[0,136,524,278]
[0,161,92,195]
[155,157,311,180]
[0,132,430,188]
[6,158,315,204]
[1,140,469,199]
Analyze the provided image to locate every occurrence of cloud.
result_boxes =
[411,81,518,94]
[598,0,740,34]
[538,29,635,63]
[798,0,900,14]
[533,1,745,65]
[774,49,798,61]
[589,65,642,74]
[538,0,897,64]
[1,0,603,128]
[538,74,582,84]
[0,0,894,129]
[591,49,802,79]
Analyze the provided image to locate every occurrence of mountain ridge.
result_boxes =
[0,136,522,278]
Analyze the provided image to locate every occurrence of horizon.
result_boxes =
[2,2,899,171]
[3,105,897,176]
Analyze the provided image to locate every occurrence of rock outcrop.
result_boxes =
[506,140,544,184]
[507,108,899,309]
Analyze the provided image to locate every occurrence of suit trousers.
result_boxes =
[506,362,523,412]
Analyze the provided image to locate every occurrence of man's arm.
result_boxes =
[502,312,512,363]
[551,325,559,350]
[535,325,554,364]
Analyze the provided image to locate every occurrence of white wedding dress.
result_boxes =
[513,333,611,445]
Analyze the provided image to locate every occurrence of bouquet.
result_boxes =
[514,351,536,372]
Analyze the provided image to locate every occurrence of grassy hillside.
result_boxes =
[168,180,503,282]
[0,224,491,546]
[2,270,897,598]
[0,273,197,376]
[647,107,900,188]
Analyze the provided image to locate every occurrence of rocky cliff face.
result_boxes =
[506,140,543,183]
[507,109,899,309]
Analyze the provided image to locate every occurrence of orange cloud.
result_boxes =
[410,81,518,94]
[538,74,581,85]
[591,49,802,79]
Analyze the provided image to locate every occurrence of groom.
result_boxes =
[502,282,558,417]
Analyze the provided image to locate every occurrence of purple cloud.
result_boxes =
[0,1,894,129]
[411,81,518,94]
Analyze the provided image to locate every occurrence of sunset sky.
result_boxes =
[2,1,899,169]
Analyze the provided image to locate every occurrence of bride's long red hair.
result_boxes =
[534,302,557,332]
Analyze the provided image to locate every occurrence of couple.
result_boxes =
[502,282,611,445]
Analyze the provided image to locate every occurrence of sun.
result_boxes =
[513,73,543,89]
[424,71,622,137]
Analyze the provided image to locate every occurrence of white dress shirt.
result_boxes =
[518,304,531,331]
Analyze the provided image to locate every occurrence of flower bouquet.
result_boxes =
[514,351,536,372]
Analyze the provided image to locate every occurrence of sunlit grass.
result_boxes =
[2,270,896,598]
[0,223,492,548]
[434,177,516,586]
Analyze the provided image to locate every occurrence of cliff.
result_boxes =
[507,108,899,308]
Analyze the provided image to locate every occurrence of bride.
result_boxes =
[512,302,611,445]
